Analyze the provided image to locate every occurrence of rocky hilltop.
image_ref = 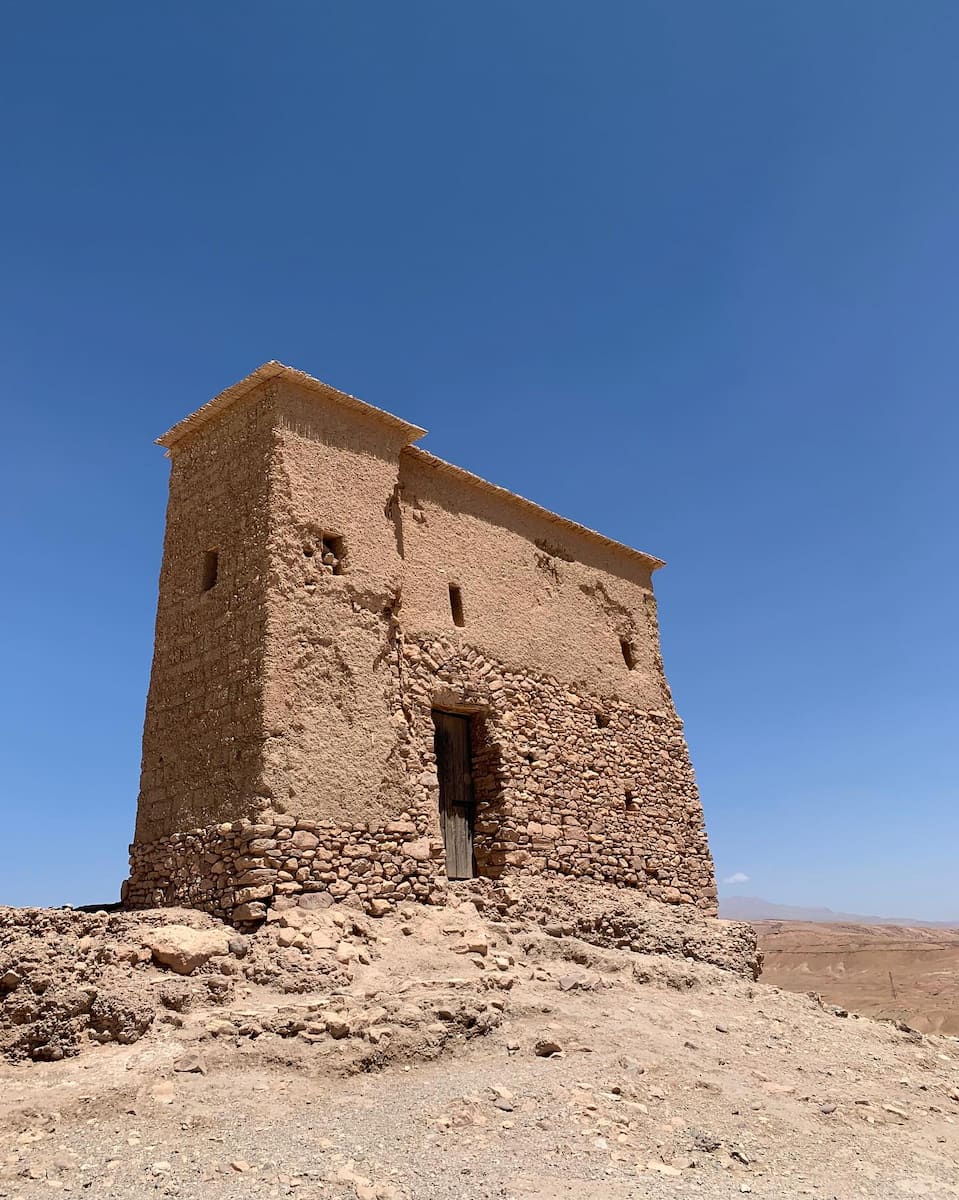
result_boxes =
[1,880,957,1198]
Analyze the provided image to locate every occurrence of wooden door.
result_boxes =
[433,710,475,879]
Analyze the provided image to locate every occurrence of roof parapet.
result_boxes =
[156,360,427,450]
[157,361,664,571]
[402,445,665,572]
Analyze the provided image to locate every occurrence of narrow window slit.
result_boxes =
[448,583,465,627]
[620,638,636,670]
[201,549,219,592]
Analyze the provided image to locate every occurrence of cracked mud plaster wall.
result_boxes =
[260,381,413,827]
[395,450,666,705]
[260,379,673,832]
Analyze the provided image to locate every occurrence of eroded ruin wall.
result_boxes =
[126,634,715,921]
[258,379,417,828]
[127,384,716,920]
[395,447,667,708]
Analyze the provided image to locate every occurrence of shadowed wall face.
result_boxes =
[134,392,276,843]
[127,374,716,920]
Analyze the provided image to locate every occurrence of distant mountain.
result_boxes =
[719,895,959,929]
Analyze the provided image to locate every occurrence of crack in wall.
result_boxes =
[384,482,405,558]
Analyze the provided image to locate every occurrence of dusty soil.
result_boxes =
[2,883,958,1199]
[756,921,959,1037]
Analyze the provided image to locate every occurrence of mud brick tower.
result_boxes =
[125,363,716,921]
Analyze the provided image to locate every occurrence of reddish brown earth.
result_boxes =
[755,921,959,1035]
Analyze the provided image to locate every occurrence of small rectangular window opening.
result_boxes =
[620,638,636,670]
[321,536,345,575]
[448,583,465,627]
[201,549,219,592]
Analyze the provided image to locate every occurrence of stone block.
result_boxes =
[233,902,267,921]
[234,884,273,905]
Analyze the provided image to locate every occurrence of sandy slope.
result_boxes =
[1,885,958,1199]
[755,921,959,1036]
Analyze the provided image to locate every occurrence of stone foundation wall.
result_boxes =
[399,636,716,911]
[126,636,715,923]
[124,818,447,923]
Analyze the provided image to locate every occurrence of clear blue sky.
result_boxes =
[1,2,957,918]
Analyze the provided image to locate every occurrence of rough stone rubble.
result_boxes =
[1,880,756,1063]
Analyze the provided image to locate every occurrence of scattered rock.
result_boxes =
[143,925,232,975]
[89,987,155,1045]
[205,1018,236,1037]
[174,1052,207,1074]
[645,1160,683,1176]
[233,902,268,922]
[149,1080,175,1105]
[691,1129,721,1152]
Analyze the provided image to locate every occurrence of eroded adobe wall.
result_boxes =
[133,388,276,845]
[126,631,715,922]
[256,400,678,830]
[257,380,415,828]
[128,382,716,920]
[396,449,667,708]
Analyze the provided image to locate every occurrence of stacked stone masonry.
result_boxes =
[127,636,715,922]
[136,395,274,835]
[127,364,717,924]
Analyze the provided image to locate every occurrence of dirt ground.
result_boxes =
[755,921,959,1037]
[2,883,958,1199]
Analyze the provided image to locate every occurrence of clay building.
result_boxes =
[125,362,716,921]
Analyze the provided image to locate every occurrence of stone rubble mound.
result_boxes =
[0,883,756,1065]
[459,875,762,979]
[5,888,959,1199]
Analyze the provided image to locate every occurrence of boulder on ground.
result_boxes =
[143,925,232,975]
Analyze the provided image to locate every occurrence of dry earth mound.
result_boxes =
[1,883,957,1198]
[0,880,758,1064]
